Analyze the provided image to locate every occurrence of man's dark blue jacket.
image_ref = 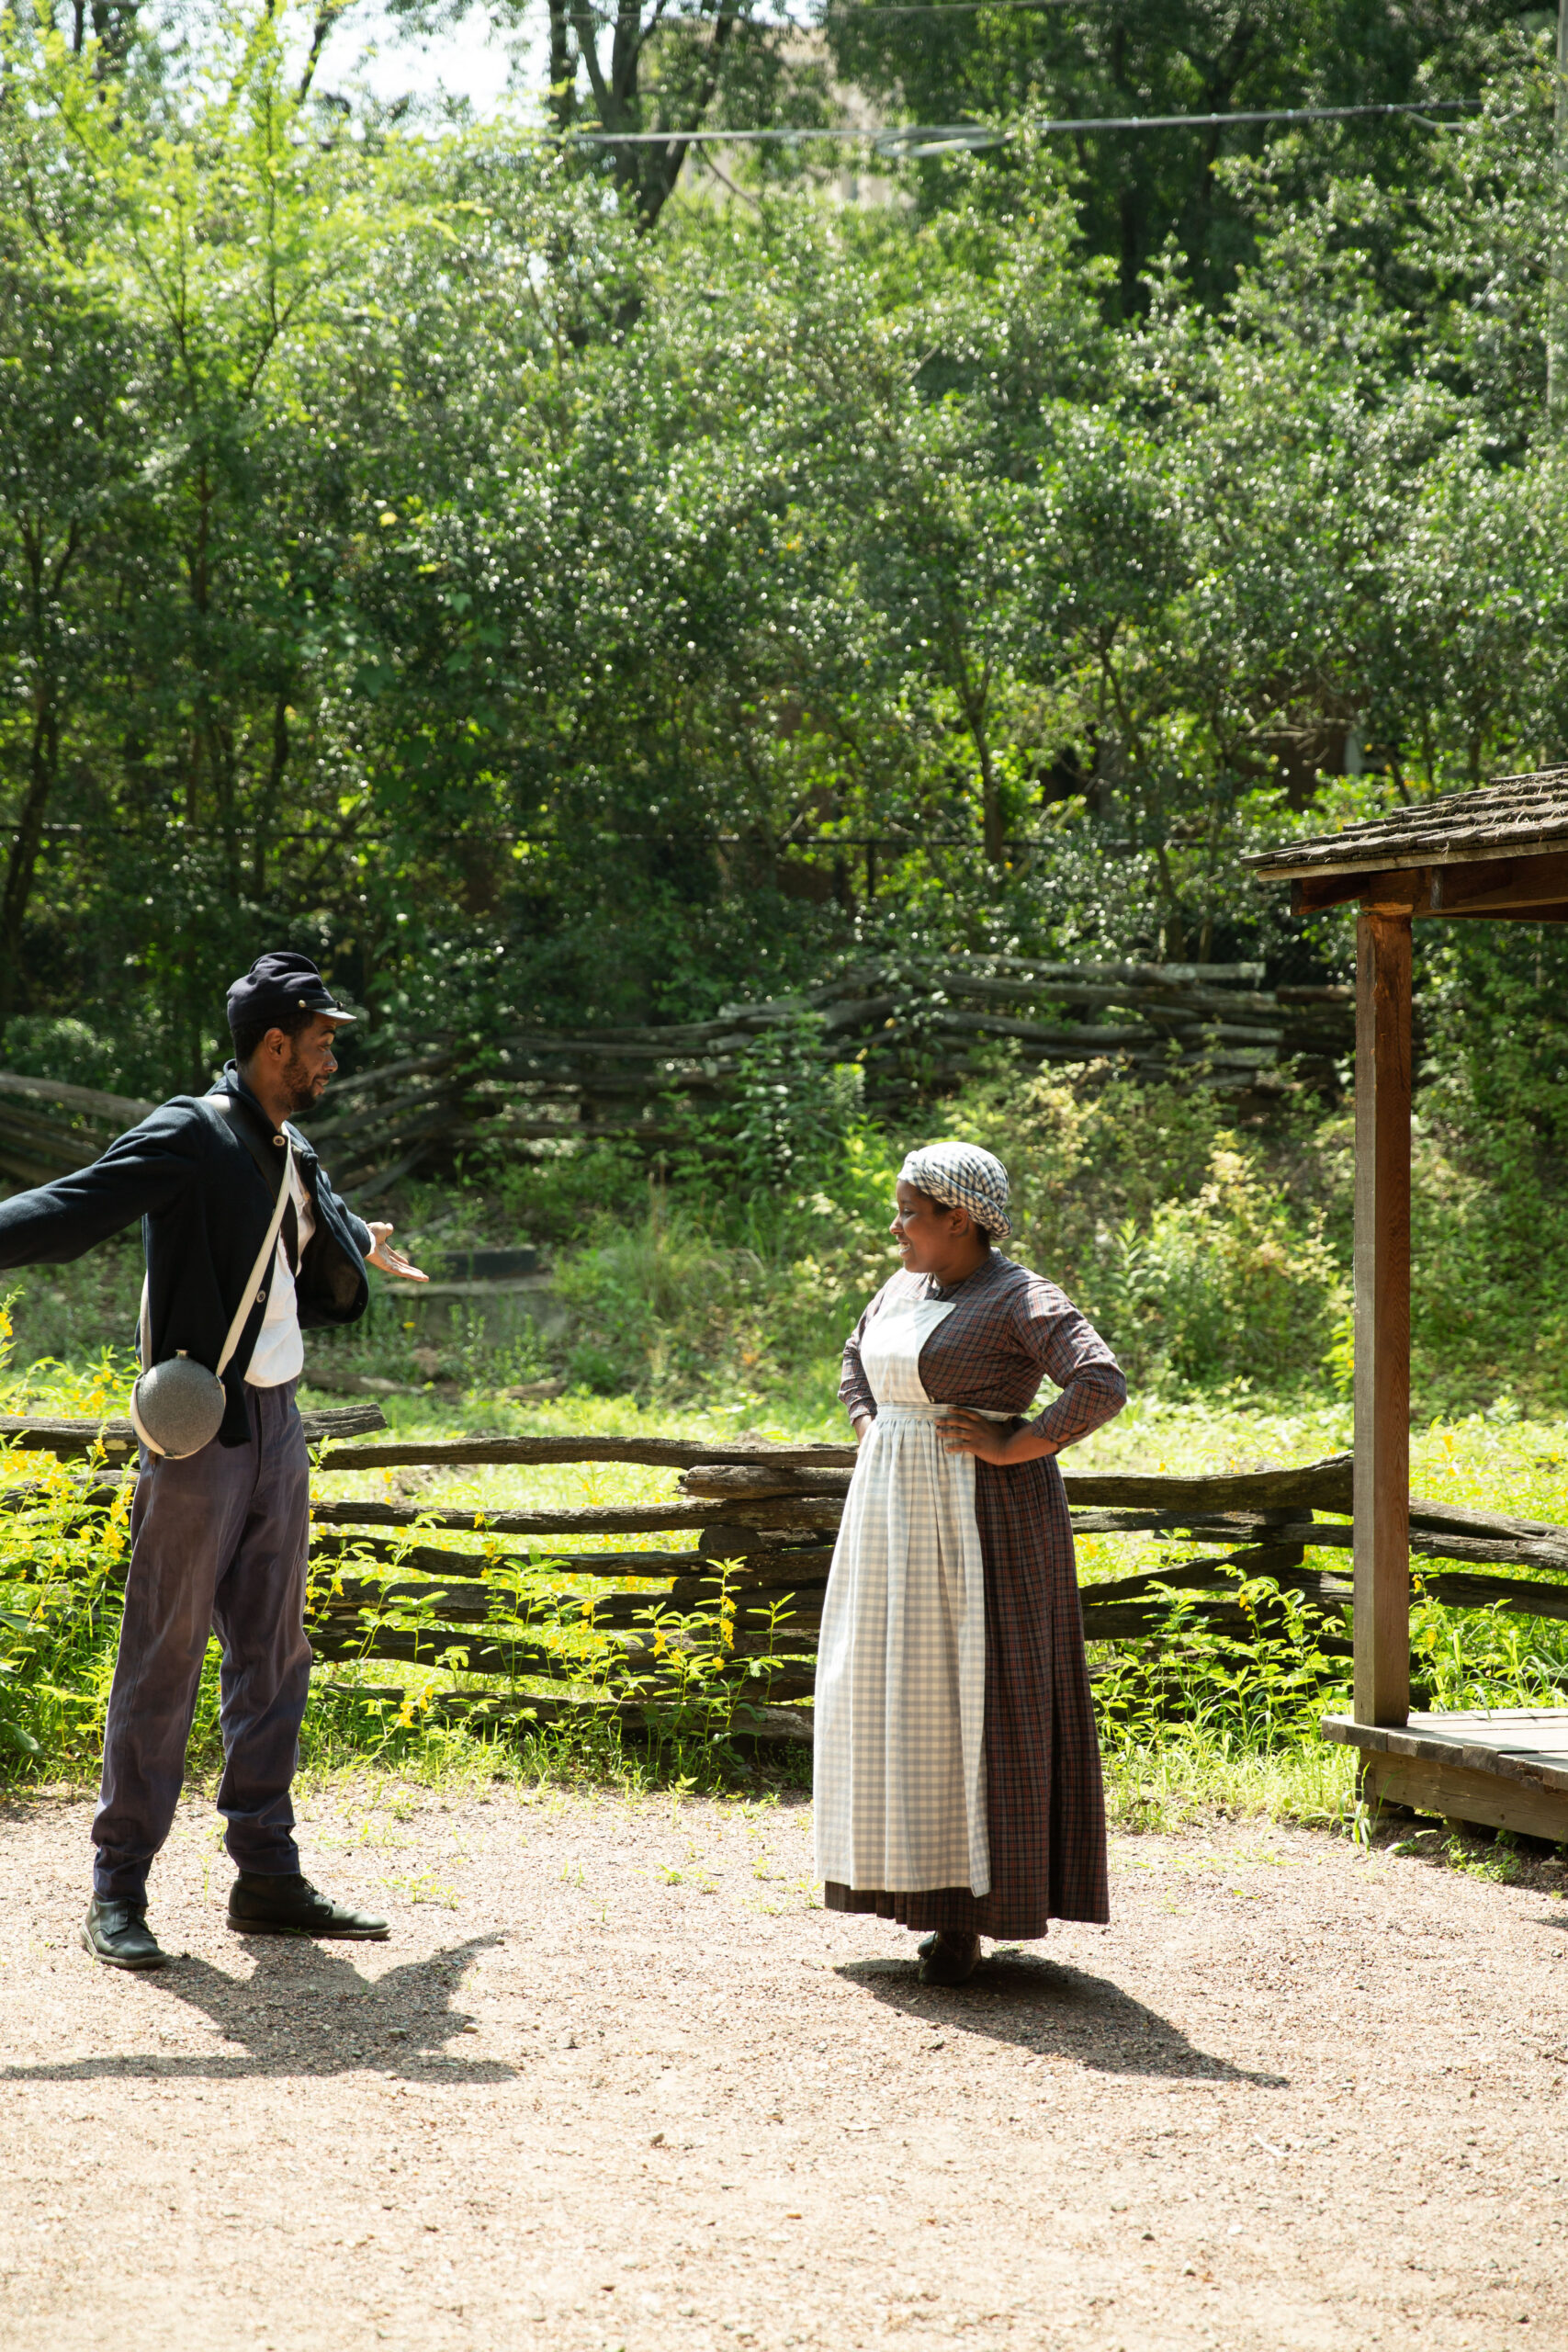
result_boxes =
[0,1063,372,1445]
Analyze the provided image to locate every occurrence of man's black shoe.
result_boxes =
[228,1871,389,1939]
[81,1897,167,1971]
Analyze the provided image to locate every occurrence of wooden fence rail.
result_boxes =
[4,1415,1568,1741]
[0,956,1359,1203]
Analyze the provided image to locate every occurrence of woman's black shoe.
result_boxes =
[82,1897,167,1970]
[918,1929,982,1985]
[228,1871,389,1939]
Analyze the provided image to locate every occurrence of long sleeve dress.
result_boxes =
[814,1250,1127,1940]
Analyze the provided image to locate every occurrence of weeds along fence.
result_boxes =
[5,1411,1568,1750]
[0,957,1357,1201]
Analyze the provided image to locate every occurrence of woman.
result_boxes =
[814,1140,1126,1984]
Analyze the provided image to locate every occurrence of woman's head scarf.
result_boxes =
[897,1140,1011,1239]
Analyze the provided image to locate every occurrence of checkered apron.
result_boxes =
[813,1292,1010,1898]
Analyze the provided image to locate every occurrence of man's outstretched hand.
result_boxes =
[365,1222,427,1282]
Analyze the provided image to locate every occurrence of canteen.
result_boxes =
[130,1351,228,1461]
[130,1126,296,1460]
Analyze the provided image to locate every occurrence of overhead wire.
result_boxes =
[564,98,1480,146]
[566,0,1079,16]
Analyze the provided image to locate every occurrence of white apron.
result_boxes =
[813,1292,999,1897]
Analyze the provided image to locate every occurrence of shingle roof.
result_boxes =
[1245,768,1568,880]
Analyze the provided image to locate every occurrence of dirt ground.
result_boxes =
[2,1781,1566,2352]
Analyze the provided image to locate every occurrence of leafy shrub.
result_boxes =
[663,1009,873,1194]
[1095,1576,1351,1753]
[930,1059,1347,1395]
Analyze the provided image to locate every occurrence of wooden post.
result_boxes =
[1353,906,1413,1726]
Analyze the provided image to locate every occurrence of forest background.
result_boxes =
[5,0,1568,1429]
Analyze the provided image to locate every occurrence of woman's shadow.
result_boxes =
[3,1933,515,2086]
[837,1950,1285,2086]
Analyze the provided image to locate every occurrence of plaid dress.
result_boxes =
[820,1252,1126,1939]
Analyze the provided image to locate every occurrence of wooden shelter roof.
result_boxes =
[1245,767,1568,882]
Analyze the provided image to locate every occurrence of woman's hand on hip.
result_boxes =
[937,1411,1055,1466]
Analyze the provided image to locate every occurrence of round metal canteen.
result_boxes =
[129,1351,227,1460]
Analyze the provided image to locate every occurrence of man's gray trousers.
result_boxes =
[92,1380,311,1902]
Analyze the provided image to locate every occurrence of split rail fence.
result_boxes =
[5,1411,1568,1749]
[0,956,1357,1202]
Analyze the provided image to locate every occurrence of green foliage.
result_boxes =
[5,13,1568,1076]
[1411,1582,1568,1714]
[930,1061,1347,1394]
[549,1200,770,1395]
[827,0,1519,313]
[665,1012,870,1193]
[1096,1577,1351,1754]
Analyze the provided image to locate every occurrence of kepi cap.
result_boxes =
[226,951,356,1038]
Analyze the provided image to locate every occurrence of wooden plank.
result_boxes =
[1060,1455,1352,1512]
[1427,850,1568,915]
[1271,1519,1568,1576]
[1083,1552,1348,1608]
[1434,903,1568,924]
[1354,907,1413,1727]
[0,1402,387,1463]
[680,1464,855,1499]
[413,1691,818,1746]
[3,1434,1357,1515]
[307,1535,834,1589]
[1405,1557,1568,1617]
[1360,1751,1568,1843]
[308,1539,1568,1630]
[307,1497,766,1537]
[310,1537,705,1578]
[0,1071,153,1125]
[1323,1711,1568,1790]
[318,1436,859,1473]
[1293,867,1427,916]
[1408,1496,1568,1542]
[0,1103,126,1155]
[310,1628,612,1674]
[309,1573,823,1634]
[703,1498,846,1533]
[312,1489,843,1542]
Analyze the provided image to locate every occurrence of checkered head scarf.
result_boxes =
[898,1140,1012,1240]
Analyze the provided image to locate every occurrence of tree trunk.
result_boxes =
[0,691,60,1045]
[976,721,1004,865]
[563,0,745,232]
[953,655,1004,864]
[255,691,290,897]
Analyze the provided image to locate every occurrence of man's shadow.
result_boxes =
[837,1951,1286,2086]
[4,1933,516,2086]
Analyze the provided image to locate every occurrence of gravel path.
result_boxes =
[2,1781,1565,2350]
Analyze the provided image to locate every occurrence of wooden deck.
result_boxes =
[1324,1708,1568,1841]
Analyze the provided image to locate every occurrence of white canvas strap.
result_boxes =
[138,1134,295,1381]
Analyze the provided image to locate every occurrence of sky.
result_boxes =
[309,0,535,119]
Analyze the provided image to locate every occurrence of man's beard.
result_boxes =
[281,1051,327,1120]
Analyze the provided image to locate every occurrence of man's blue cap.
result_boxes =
[225,951,356,1038]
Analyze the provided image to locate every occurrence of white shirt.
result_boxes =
[244,1154,317,1388]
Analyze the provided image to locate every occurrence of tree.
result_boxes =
[0,74,139,1042]
[827,0,1528,313]
[544,0,828,229]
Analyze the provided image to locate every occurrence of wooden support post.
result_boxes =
[1354,906,1413,1726]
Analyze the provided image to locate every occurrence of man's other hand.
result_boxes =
[366,1223,427,1282]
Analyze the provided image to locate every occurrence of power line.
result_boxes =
[819,1,1077,11]
[568,98,1480,145]
[569,0,1077,17]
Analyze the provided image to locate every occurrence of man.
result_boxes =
[0,951,426,1969]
